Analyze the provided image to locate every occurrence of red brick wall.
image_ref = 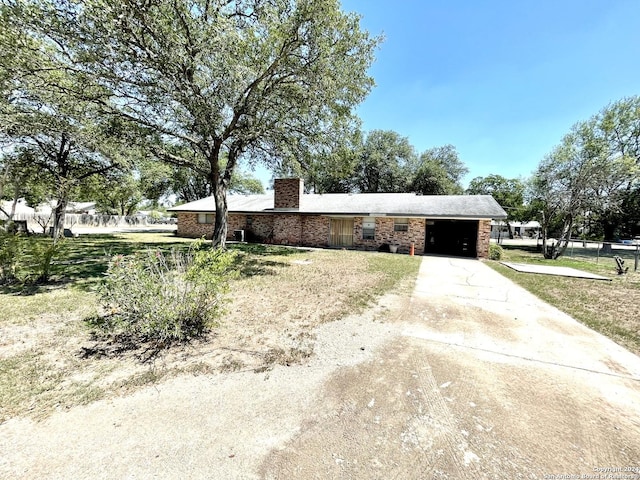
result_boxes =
[352,217,425,254]
[273,215,302,244]
[274,178,303,209]
[352,217,377,250]
[176,213,213,238]
[248,214,274,241]
[176,211,440,256]
[177,213,250,240]
[301,215,330,247]
[228,214,247,236]
[476,219,491,258]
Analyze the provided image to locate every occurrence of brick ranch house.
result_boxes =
[169,178,507,258]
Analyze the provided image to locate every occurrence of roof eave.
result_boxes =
[171,208,508,219]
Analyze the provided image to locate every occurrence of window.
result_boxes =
[362,217,375,240]
[197,213,214,224]
[394,218,409,232]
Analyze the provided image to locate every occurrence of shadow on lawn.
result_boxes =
[228,243,308,257]
[1,236,309,295]
[56,234,194,290]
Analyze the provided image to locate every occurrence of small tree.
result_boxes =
[531,120,636,259]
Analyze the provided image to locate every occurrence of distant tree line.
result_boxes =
[278,129,469,195]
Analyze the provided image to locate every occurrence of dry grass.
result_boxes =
[488,245,640,356]
[0,237,420,422]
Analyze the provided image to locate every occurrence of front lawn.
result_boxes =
[0,233,421,422]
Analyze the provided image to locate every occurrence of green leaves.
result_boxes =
[97,245,236,345]
[411,145,468,195]
[356,130,417,193]
[466,174,525,220]
[531,95,640,257]
[21,0,380,244]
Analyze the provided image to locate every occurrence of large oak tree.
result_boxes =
[28,0,379,247]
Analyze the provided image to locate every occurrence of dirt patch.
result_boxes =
[0,248,419,422]
[0,293,407,480]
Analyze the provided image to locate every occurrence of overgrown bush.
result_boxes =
[94,243,236,345]
[488,243,503,260]
[0,233,67,285]
[0,232,26,284]
[27,238,67,283]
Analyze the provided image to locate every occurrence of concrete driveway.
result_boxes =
[2,256,639,479]
[262,256,640,478]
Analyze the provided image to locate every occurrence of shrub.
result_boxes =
[488,243,503,260]
[95,244,236,345]
[0,232,26,284]
[0,234,68,285]
[27,238,67,283]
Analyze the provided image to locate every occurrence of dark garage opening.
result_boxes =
[425,220,479,257]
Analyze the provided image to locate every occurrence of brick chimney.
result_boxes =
[274,178,303,209]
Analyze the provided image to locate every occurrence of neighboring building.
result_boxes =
[491,220,541,240]
[169,178,507,258]
[0,199,35,220]
[36,201,97,216]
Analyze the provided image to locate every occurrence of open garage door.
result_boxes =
[425,220,479,257]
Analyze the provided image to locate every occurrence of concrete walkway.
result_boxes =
[501,261,611,280]
[411,256,640,378]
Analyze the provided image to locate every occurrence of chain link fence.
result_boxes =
[561,239,639,272]
[494,237,640,272]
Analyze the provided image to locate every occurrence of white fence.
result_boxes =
[1,212,159,232]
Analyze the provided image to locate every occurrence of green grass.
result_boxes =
[0,288,97,326]
[488,245,640,355]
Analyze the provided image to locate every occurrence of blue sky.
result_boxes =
[252,0,640,188]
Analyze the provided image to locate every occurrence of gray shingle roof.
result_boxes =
[168,193,507,219]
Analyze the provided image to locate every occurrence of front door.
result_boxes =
[330,218,354,247]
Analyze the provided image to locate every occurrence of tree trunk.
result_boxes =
[545,217,574,259]
[53,194,69,242]
[9,197,18,220]
[212,180,228,249]
[506,220,514,239]
[602,222,616,243]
